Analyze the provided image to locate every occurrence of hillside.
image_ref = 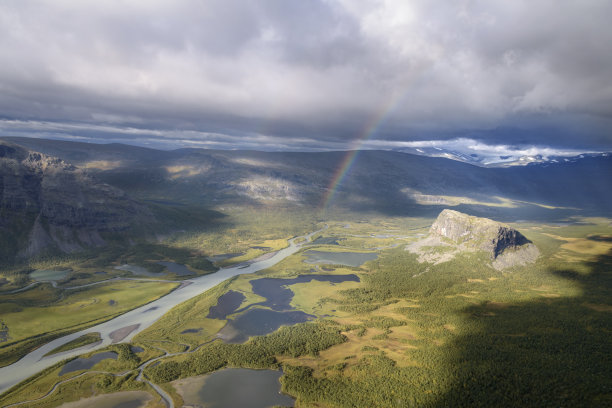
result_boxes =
[3,137,611,219]
[0,141,152,262]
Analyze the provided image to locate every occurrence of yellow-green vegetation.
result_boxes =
[2,215,610,408]
[167,208,318,258]
[215,238,290,267]
[289,274,362,316]
[0,344,158,408]
[137,218,610,407]
[44,332,102,356]
[0,280,178,367]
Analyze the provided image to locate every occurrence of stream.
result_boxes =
[0,226,326,396]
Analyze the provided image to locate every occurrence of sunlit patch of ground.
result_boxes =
[582,303,612,312]
[290,280,362,316]
[401,189,576,210]
[164,164,211,179]
[543,232,612,261]
[83,160,124,170]
[278,326,421,378]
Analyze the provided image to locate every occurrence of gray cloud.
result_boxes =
[0,0,611,150]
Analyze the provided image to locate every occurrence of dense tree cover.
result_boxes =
[284,245,612,407]
[96,371,140,393]
[146,322,346,383]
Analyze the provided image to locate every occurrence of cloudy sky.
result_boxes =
[0,0,611,153]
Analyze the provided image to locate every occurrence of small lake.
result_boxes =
[311,236,340,245]
[303,250,378,267]
[57,391,152,408]
[176,368,294,408]
[207,290,246,319]
[250,274,360,311]
[114,264,161,277]
[30,270,70,282]
[157,261,193,276]
[211,274,359,343]
[217,309,313,343]
[59,351,117,376]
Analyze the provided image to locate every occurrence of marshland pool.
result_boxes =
[175,368,294,408]
[303,250,377,267]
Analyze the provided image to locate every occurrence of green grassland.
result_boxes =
[0,344,164,408]
[1,215,610,407]
[0,280,179,368]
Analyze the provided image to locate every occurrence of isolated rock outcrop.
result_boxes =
[407,209,539,270]
[430,209,531,258]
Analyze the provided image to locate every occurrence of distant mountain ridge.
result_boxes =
[3,137,611,217]
[395,145,610,167]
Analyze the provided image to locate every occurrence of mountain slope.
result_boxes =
[3,137,611,220]
[0,141,152,262]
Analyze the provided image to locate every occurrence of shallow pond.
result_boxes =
[30,270,70,282]
[207,290,246,319]
[217,309,313,343]
[212,274,359,343]
[59,351,117,376]
[114,264,161,277]
[176,368,294,408]
[57,391,152,408]
[157,261,193,276]
[249,274,360,311]
[303,250,378,267]
[311,236,340,245]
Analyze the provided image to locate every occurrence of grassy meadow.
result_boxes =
[0,212,610,407]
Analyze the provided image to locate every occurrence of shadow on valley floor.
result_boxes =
[433,251,612,407]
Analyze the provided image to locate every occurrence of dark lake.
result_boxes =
[249,274,360,311]
[184,368,294,408]
[157,261,193,276]
[211,274,359,343]
[303,250,378,267]
[59,351,117,376]
[311,236,340,245]
[207,290,245,319]
[217,309,313,343]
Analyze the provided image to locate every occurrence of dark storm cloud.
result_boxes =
[0,0,611,150]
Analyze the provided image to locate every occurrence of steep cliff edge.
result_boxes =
[0,142,152,261]
[407,209,539,270]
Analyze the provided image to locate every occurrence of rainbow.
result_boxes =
[321,92,406,209]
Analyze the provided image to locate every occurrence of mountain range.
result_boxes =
[2,136,611,262]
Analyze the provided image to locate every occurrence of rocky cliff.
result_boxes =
[0,141,152,261]
[430,209,531,258]
[407,209,539,270]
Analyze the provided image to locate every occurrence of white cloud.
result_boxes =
[0,1,611,148]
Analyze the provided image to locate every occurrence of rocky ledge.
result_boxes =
[407,209,539,270]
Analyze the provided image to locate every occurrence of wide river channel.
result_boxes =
[0,227,325,395]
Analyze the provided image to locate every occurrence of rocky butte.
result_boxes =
[407,209,539,270]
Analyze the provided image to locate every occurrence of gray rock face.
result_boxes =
[0,142,151,261]
[430,209,531,259]
[407,209,539,270]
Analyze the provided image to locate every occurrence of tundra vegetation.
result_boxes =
[1,213,610,407]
